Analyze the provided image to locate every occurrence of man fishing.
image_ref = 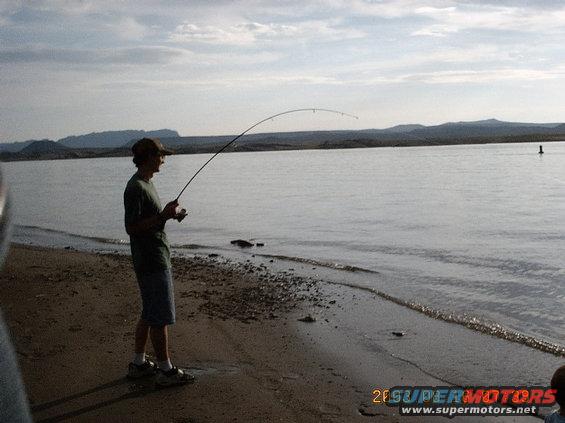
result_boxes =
[123,137,192,387]
[121,110,354,387]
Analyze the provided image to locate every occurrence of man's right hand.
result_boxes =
[160,200,179,221]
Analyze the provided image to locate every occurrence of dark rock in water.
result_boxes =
[230,239,254,248]
[392,331,405,337]
[256,243,265,247]
[298,314,316,323]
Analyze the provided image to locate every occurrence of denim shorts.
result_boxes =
[135,268,175,326]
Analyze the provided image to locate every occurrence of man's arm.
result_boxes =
[125,200,178,236]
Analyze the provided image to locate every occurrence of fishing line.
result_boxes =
[175,108,358,201]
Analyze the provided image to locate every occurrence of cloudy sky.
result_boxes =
[2,0,565,142]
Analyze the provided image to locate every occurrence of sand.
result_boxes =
[0,244,551,422]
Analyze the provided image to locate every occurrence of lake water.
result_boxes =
[4,142,565,351]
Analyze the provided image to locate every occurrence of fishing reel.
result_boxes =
[175,206,188,222]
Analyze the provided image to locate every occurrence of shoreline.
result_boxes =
[2,138,564,163]
[12,223,565,358]
[0,244,559,422]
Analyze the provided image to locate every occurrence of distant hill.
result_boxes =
[436,118,561,128]
[18,139,78,160]
[0,140,36,153]
[408,119,564,140]
[2,119,565,162]
[383,124,426,133]
[151,119,565,152]
[20,140,69,154]
[58,129,179,149]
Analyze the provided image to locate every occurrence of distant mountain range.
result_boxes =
[2,119,565,162]
[58,129,179,149]
[0,129,179,153]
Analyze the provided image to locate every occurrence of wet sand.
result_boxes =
[0,244,552,422]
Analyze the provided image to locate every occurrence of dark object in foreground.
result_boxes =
[230,239,254,248]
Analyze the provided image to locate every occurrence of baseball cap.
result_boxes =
[132,138,174,158]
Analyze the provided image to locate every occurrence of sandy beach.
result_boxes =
[0,244,557,422]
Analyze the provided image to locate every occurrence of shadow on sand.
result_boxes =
[31,377,159,422]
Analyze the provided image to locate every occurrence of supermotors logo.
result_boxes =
[384,386,556,417]
[387,386,556,406]
[462,387,556,405]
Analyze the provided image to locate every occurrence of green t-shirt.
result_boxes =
[123,173,171,273]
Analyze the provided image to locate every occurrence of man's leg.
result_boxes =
[135,318,150,353]
[151,324,192,385]
[150,325,170,367]
[127,319,156,377]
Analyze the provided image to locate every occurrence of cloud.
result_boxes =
[169,19,364,45]
[412,3,565,36]
[0,0,21,24]
[22,0,231,16]
[401,68,561,84]
[170,22,255,45]
[308,1,565,37]
[0,46,188,65]
[0,44,285,73]
[92,65,565,91]
[20,0,116,16]
[93,74,342,91]
[416,69,565,84]
[106,17,149,41]
[350,45,512,73]
[194,51,284,66]
[351,68,564,86]
[345,0,453,18]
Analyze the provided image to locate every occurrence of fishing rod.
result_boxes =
[174,108,359,202]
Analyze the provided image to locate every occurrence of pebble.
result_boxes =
[298,314,316,323]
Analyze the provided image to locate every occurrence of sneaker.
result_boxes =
[155,366,195,387]
[127,359,158,379]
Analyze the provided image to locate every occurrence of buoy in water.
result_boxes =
[539,145,544,154]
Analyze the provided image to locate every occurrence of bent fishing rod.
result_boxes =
[175,108,358,202]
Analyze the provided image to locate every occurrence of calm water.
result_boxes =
[4,142,565,348]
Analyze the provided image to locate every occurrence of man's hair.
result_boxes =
[132,137,171,167]
[551,365,565,408]
[133,152,154,168]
